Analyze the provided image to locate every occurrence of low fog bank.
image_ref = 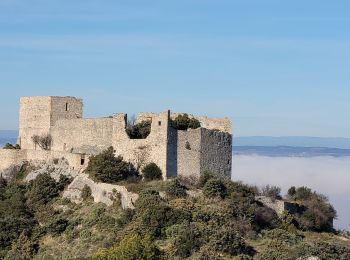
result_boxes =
[232,155,350,231]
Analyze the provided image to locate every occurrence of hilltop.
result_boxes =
[0,148,349,260]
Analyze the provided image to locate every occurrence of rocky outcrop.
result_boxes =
[63,174,139,209]
[25,157,80,182]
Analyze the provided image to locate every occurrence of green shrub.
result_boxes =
[287,186,337,232]
[198,171,215,188]
[142,163,162,181]
[126,120,151,139]
[208,227,250,256]
[166,222,202,257]
[46,217,68,236]
[135,189,164,212]
[85,147,137,183]
[165,179,187,198]
[4,232,35,260]
[3,143,20,150]
[26,173,60,208]
[203,179,227,199]
[93,234,161,260]
[81,184,93,201]
[171,114,201,130]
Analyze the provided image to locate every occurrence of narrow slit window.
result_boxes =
[158,121,162,126]
[65,103,68,111]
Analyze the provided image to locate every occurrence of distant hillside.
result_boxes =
[234,146,350,157]
[235,136,350,149]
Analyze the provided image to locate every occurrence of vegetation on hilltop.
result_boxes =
[0,148,349,259]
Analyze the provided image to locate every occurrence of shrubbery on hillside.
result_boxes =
[141,163,162,181]
[287,186,337,232]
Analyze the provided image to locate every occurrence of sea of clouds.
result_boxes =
[232,155,350,231]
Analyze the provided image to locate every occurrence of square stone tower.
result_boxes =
[18,96,83,150]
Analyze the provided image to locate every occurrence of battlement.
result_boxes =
[2,96,232,180]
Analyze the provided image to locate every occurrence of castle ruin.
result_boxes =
[0,96,232,180]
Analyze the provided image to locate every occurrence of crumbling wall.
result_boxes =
[112,112,170,179]
[0,149,27,179]
[196,116,232,134]
[200,128,232,179]
[51,118,114,154]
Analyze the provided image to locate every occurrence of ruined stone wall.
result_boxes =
[176,129,202,180]
[51,118,114,154]
[0,149,27,174]
[196,116,232,134]
[50,96,83,126]
[0,149,85,179]
[112,112,170,179]
[18,97,52,149]
[200,128,232,179]
[170,113,232,133]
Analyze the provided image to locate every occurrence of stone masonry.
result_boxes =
[1,96,233,180]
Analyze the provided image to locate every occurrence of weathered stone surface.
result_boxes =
[25,157,80,182]
[63,174,139,209]
[255,195,299,217]
[2,96,233,183]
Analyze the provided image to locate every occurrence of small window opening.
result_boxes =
[158,121,162,126]
[81,155,85,165]
[65,103,68,111]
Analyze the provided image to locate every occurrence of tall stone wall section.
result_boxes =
[51,118,114,154]
[19,97,52,149]
[176,129,202,180]
[50,97,83,126]
[18,96,83,150]
[200,128,232,179]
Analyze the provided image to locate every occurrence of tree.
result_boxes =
[26,173,60,208]
[261,185,282,200]
[126,118,152,139]
[85,147,135,183]
[31,134,52,150]
[5,232,35,260]
[133,146,150,171]
[142,163,162,181]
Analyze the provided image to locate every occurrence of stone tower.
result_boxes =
[18,96,83,150]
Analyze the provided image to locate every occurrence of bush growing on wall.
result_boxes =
[142,163,162,181]
[171,114,201,130]
[85,147,137,183]
[126,119,152,139]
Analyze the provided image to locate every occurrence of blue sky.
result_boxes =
[0,0,349,137]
